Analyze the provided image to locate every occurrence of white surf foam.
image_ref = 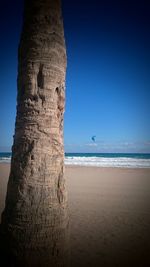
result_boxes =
[1,156,150,168]
[0,157,11,163]
[65,156,150,168]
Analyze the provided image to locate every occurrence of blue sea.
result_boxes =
[0,152,150,168]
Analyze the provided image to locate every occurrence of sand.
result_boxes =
[0,163,150,267]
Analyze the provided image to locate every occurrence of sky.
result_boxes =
[0,0,150,153]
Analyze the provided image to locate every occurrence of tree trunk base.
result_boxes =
[0,222,70,267]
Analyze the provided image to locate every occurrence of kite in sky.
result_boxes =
[91,136,96,142]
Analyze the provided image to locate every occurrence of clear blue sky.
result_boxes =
[0,0,150,153]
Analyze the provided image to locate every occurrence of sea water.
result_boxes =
[65,153,150,168]
[0,152,150,168]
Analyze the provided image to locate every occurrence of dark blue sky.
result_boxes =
[0,0,150,152]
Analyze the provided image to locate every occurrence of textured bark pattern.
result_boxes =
[1,0,68,266]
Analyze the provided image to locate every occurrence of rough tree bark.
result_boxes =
[1,0,68,266]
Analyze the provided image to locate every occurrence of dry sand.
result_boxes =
[0,163,150,267]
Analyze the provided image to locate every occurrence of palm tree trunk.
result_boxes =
[1,0,68,266]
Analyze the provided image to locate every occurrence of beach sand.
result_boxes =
[0,163,150,266]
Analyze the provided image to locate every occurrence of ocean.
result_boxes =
[0,152,150,168]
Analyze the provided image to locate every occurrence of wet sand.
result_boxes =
[0,163,150,266]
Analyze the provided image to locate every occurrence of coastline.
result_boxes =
[0,163,150,266]
[1,152,150,168]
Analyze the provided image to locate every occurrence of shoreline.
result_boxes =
[0,162,150,170]
[1,152,150,169]
[66,164,150,170]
